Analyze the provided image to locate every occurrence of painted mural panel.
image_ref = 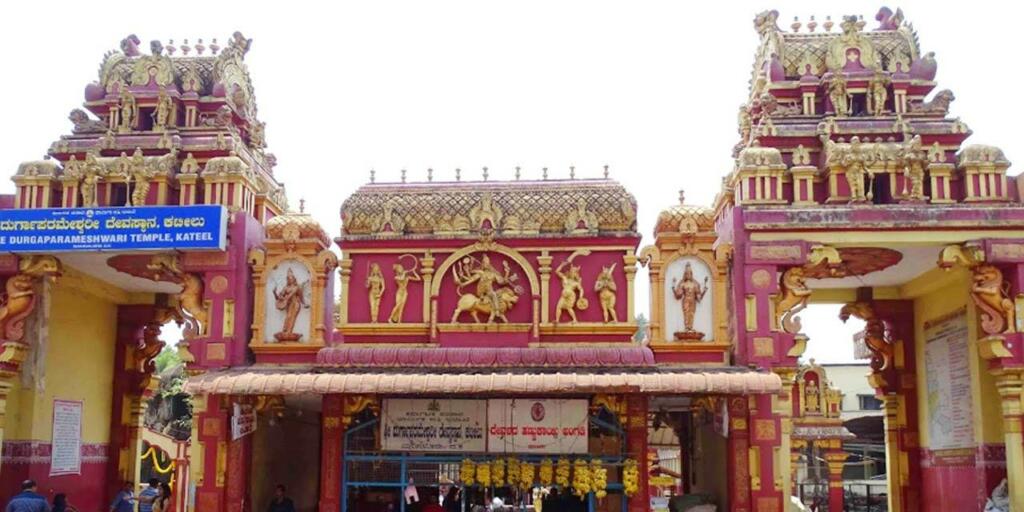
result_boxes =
[264,259,312,342]
[924,307,973,450]
[663,257,713,341]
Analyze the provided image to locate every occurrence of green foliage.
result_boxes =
[154,346,181,373]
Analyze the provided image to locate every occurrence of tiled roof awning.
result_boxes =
[184,369,781,396]
[315,346,656,368]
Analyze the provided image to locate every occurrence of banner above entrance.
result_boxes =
[487,398,589,454]
[381,398,487,452]
[0,205,227,252]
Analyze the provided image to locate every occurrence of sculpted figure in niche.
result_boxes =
[80,150,104,207]
[672,262,709,341]
[119,89,137,132]
[273,268,309,342]
[828,73,849,117]
[154,89,174,130]
[594,264,618,323]
[389,255,421,324]
[804,379,821,413]
[554,259,587,324]
[451,254,520,323]
[868,71,890,116]
[129,148,151,206]
[366,263,386,323]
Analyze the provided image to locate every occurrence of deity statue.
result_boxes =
[80,150,103,207]
[593,264,618,323]
[154,89,174,130]
[554,259,587,324]
[119,89,137,132]
[867,71,890,116]
[827,73,849,117]
[451,254,520,323]
[180,152,201,174]
[366,263,386,323]
[672,262,709,341]
[901,135,927,201]
[388,255,421,324]
[843,136,869,202]
[273,268,309,342]
[804,379,821,412]
[129,148,151,206]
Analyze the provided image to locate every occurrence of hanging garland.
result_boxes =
[491,457,506,487]
[539,458,554,487]
[572,459,591,499]
[591,459,608,499]
[519,461,536,491]
[622,458,639,497]
[506,457,520,488]
[555,458,571,489]
[476,460,491,488]
[140,446,175,475]
[460,459,476,486]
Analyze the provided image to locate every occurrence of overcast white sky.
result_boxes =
[1,1,1020,362]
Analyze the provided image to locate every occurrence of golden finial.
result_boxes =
[678,190,686,204]
[455,168,461,182]
[807,15,818,33]
[299,198,306,213]
[427,168,433,182]
[482,166,489,181]
[569,165,575,179]
[210,38,220,55]
[603,165,609,178]
[542,167,548,180]
[824,16,833,32]
[791,16,801,33]
[166,39,176,56]
[196,38,206,55]
[181,39,191,56]
[369,169,376,183]
[515,166,521,180]
[401,169,407,183]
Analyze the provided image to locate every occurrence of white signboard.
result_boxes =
[231,403,257,441]
[924,307,973,450]
[50,399,83,476]
[487,399,588,454]
[382,399,487,452]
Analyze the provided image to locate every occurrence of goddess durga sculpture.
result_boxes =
[273,268,310,342]
[672,262,709,341]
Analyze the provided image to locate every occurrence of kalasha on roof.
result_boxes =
[339,177,638,241]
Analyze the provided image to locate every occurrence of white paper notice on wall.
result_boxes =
[50,399,83,476]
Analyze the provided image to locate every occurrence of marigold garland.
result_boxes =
[572,458,591,499]
[555,458,571,489]
[622,458,639,497]
[506,457,520,487]
[491,457,506,487]
[591,459,608,499]
[539,458,554,486]
[476,460,491,488]
[460,459,476,486]
[519,461,536,491]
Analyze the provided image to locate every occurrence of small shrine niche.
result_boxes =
[249,209,338,357]
[794,361,843,418]
[642,192,731,364]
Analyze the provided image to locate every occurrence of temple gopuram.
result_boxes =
[0,6,1021,512]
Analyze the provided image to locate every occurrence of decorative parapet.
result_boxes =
[957,144,1012,202]
[735,146,787,205]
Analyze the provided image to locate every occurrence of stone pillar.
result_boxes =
[726,397,752,512]
[625,394,649,512]
[993,369,1024,512]
[824,447,848,512]
[881,394,905,512]
[320,395,344,512]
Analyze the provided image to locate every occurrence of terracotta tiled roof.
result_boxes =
[185,368,782,395]
[315,346,656,367]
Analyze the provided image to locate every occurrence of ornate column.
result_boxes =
[823,444,849,512]
[319,395,344,512]
[623,252,638,321]
[881,394,906,512]
[992,369,1024,512]
[772,369,797,511]
[419,253,435,323]
[537,252,552,324]
[748,393,783,512]
[640,246,663,342]
[625,394,649,512]
[338,258,352,326]
[726,397,752,512]
[192,394,230,512]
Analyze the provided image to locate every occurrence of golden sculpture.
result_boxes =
[867,71,889,116]
[129,148,152,206]
[146,255,209,338]
[366,263,386,323]
[554,259,587,324]
[273,268,310,342]
[451,254,520,323]
[804,379,820,412]
[594,264,618,323]
[80,157,102,208]
[133,322,165,373]
[672,262,709,340]
[971,264,1016,336]
[180,152,201,174]
[827,74,849,117]
[775,267,811,334]
[0,256,61,343]
[842,136,869,202]
[901,135,927,201]
[909,89,955,115]
[119,89,137,132]
[839,302,891,386]
[154,89,174,130]
[388,255,421,324]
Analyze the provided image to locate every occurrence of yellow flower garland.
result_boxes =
[519,461,536,491]
[539,458,554,486]
[591,459,608,499]
[555,458,571,489]
[622,458,639,497]
[460,459,476,486]
[572,459,591,499]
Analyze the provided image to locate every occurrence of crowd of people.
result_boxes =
[4,478,173,512]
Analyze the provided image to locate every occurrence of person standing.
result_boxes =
[4,480,50,512]
[50,494,78,512]
[109,481,135,512]
[137,479,160,512]
[152,482,172,512]
[267,485,296,512]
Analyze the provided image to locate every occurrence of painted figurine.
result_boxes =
[555,259,586,324]
[366,263,386,323]
[154,89,174,130]
[389,255,421,324]
[827,73,848,117]
[804,379,821,412]
[119,89,137,132]
[672,263,708,339]
[593,263,618,323]
[129,148,150,206]
[451,254,519,323]
[273,268,308,342]
[868,71,890,116]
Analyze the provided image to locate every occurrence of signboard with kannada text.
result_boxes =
[487,398,588,454]
[0,205,227,252]
[381,398,487,452]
